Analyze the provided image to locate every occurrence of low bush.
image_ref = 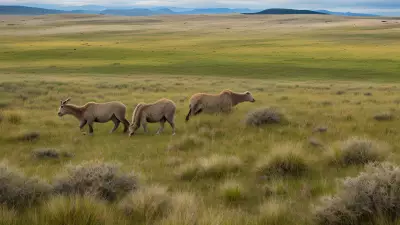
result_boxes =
[53,160,137,202]
[0,161,52,210]
[314,162,400,225]
[330,137,388,166]
[245,107,286,127]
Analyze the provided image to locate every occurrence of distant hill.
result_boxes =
[101,8,154,16]
[182,8,256,14]
[0,5,65,15]
[0,5,257,16]
[245,8,327,15]
[315,10,379,17]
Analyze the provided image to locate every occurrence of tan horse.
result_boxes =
[185,89,255,121]
[57,98,130,135]
[129,98,176,137]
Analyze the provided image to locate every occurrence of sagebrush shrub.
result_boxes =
[314,162,400,225]
[33,148,60,159]
[53,160,137,202]
[0,161,52,210]
[245,107,285,127]
[373,112,393,121]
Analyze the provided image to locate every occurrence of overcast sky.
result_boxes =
[2,0,400,15]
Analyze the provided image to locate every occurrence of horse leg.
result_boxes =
[142,122,148,133]
[79,120,87,131]
[166,115,176,136]
[87,121,94,136]
[194,108,203,115]
[156,118,166,135]
[121,118,130,133]
[185,108,192,122]
[109,115,120,134]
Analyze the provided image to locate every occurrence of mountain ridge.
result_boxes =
[0,5,382,17]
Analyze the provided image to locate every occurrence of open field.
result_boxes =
[1,14,400,225]
[1,14,400,80]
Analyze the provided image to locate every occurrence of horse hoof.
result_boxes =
[172,133,176,136]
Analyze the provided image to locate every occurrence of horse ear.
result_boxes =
[64,98,71,104]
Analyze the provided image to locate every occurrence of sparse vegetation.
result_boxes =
[167,135,206,151]
[53,161,137,202]
[1,13,400,225]
[330,137,388,166]
[314,162,400,225]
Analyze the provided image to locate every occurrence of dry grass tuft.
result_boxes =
[0,206,17,224]
[120,185,172,223]
[160,192,199,225]
[176,155,243,180]
[7,112,22,125]
[167,134,206,151]
[330,137,389,166]
[197,127,225,139]
[53,160,137,202]
[219,180,247,203]
[255,144,310,178]
[41,195,111,225]
[258,199,295,225]
[245,107,286,127]
[314,162,400,225]
[0,161,52,210]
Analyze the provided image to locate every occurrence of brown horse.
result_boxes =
[57,98,130,135]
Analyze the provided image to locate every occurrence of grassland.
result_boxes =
[1,14,400,225]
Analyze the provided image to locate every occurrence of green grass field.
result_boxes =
[1,14,400,225]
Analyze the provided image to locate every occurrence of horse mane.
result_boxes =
[220,89,233,95]
[132,103,146,128]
